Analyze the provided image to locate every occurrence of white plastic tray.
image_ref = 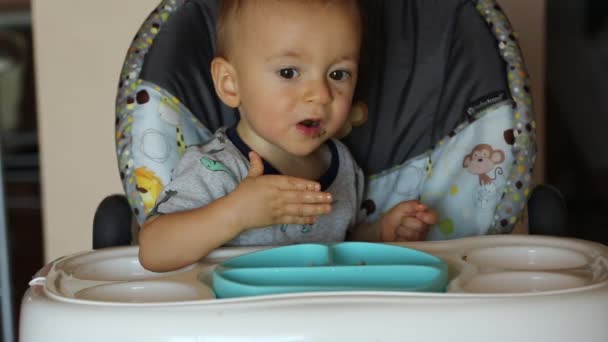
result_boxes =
[20,235,608,341]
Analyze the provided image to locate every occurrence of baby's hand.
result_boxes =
[380,200,438,242]
[229,151,333,231]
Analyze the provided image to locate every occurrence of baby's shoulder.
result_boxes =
[330,138,356,163]
[330,138,363,180]
[184,130,237,158]
[174,130,246,181]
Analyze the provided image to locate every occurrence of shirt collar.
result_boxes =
[225,125,339,191]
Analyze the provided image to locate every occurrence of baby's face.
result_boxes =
[231,1,361,157]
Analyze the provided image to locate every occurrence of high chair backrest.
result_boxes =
[116,0,536,239]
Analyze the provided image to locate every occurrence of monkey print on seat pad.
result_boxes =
[422,101,518,239]
[360,99,522,240]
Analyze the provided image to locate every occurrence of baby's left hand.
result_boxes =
[380,201,439,242]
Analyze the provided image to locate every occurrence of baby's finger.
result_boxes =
[416,210,439,225]
[396,230,426,242]
[272,176,321,192]
[246,151,265,178]
[396,219,429,239]
[281,190,333,204]
[416,203,428,211]
[396,228,427,242]
[399,217,425,230]
[391,201,420,215]
[280,203,332,217]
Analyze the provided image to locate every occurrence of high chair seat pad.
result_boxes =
[140,0,510,174]
[116,0,536,238]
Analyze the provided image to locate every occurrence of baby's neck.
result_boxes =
[268,146,330,181]
[233,124,331,181]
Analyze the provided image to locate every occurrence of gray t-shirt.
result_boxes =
[152,127,365,246]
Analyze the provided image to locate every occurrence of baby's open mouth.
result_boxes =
[296,119,325,138]
[299,119,321,128]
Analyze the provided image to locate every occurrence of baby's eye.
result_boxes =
[278,68,299,79]
[329,70,351,81]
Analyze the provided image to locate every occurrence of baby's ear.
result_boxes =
[211,57,240,108]
[336,101,368,139]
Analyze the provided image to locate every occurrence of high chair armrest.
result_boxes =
[93,194,133,249]
[527,184,568,236]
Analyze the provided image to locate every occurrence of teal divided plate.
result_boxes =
[212,242,448,298]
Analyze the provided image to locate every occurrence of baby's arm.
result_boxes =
[348,200,438,242]
[139,152,333,272]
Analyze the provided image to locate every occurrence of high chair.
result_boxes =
[21,3,608,341]
[93,0,566,247]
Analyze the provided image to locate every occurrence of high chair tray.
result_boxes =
[21,236,608,342]
[212,242,448,298]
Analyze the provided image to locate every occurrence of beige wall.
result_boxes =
[33,0,545,262]
[33,1,157,261]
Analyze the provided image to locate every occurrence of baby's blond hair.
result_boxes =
[215,0,361,59]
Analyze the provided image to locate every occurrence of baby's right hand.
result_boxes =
[229,151,333,231]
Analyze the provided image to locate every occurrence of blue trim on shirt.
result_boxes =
[226,125,339,191]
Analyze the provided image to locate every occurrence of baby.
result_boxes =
[139,0,438,272]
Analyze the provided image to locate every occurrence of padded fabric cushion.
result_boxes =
[140,0,509,174]
[117,0,536,237]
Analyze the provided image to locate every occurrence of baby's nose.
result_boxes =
[306,79,332,104]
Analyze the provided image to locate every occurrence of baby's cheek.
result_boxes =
[333,101,352,121]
